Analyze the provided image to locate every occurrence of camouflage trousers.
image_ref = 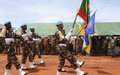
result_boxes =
[32,42,42,60]
[58,45,78,71]
[0,38,6,53]
[33,47,42,60]
[111,46,116,57]
[6,45,21,70]
[21,43,33,64]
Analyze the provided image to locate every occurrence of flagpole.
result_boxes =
[74,10,94,36]
[94,10,97,14]
[71,0,84,29]
[74,30,78,35]
[72,13,78,29]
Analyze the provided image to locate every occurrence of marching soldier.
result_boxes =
[38,37,44,54]
[55,21,87,75]
[30,27,45,64]
[2,21,27,75]
[18,24,37,70]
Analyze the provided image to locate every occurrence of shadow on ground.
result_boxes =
[97,70,113,75]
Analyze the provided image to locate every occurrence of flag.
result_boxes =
[78,0,90,28]
[82,13,95,54]
[78,23,85,37]
[83,35,91,54]
[85,14,95,35]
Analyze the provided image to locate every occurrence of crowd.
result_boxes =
[9,35,120,57]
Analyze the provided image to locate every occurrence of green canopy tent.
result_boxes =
[17,22,120,36]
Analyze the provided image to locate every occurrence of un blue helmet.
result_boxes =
[56,21,62,26]
[30,27,35,30]
[4,21,11,26]
[21,24,26,27]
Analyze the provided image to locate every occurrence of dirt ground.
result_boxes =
[0,54,120,75]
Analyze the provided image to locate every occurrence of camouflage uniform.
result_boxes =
[38,38,44,54]
[18,30,33,64]
[100,36,108,56]
[5,28,21,70]
[50,36,56,55]
[0,26,6,53]
[31,33,42,59]
[44,37,49,55]
[76,36,83,55]
[55,30,78,71]
[109,36,116,57]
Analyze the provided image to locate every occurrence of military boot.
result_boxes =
[18,68,27,75]
[75,68,87,75]
[76,60,85,67]
[4,69,11,75]
[57,71,61,75]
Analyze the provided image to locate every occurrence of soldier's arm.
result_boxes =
[58,31,65,41]
[18,30,23,36]
[36,33,41,38]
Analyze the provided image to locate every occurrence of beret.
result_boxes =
[30,27,35,29]
[4,21,11,25]
[21,24,26,27]
[56,21,62,26]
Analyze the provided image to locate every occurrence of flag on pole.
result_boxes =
[82,13,95,54]
[83,35,91,54]
[78,0,90,28]
[85,13,95,35]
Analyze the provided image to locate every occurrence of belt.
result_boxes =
[59,44,67,46]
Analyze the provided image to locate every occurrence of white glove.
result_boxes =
[27,32,32,36]
[69,36,77,43]
[25,37,29,41]
[70,28,74,33]
[33,38,41,42]
[22,34,27,39]
[65,28,74,41]
[38,38,41,42]
[71,36,77,40]
[65,32,72,41]
[5,38,14,45]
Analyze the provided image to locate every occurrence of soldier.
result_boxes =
[18,24,37,70]
[94,36,100,56]
[30,27,45,64]
[49,35,56,55]
[38,37,44,54]
[76,36,83,55]
[55,21,87,75]
[44,36,49,55]
[101,36,108,56]
[109,35,116,57]
[2,21,27,75]
[0,24,5,53]
[115,36,120,50]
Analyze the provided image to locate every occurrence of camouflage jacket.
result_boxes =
[31,33,41,38]
[55,30,67,45]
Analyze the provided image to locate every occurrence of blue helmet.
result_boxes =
[56,21,62,26]
[4,21,11,25]
[30,27,35,29]
[21,24,26,27]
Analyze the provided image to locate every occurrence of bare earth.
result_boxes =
[0,54,120,75]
